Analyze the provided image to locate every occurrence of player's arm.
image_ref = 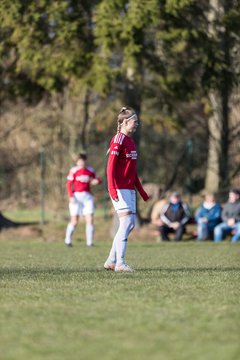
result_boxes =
[221,204,229,223]
[107,141,120,201]
[160,203,171,226]
[66,170,75,201]
[211,204,222,221]
[195,206,203,221]
[180,203,191,225]
[90,170,102,186]
[135,175,149,201]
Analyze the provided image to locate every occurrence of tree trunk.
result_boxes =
[123,66,143,223]
[79,89,90,151]
[124,67,142,146]
[205,0,231,193]
[205,86,230,193]
[218,0,231,190]
[205,92,222,192]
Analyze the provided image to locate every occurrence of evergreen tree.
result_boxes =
[151,0,240,192]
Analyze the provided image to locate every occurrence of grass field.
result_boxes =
[0,209,240,360]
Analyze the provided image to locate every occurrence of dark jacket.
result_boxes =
[160,202,190,226]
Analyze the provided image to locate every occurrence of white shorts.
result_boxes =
[69,192,94,217]
[111,189,136,214]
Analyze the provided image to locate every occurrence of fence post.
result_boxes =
[39,146,45,225]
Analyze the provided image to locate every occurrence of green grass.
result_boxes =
[1,236,240,360]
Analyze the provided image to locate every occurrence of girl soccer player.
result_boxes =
[104,107,149,272]
[64,153,101,247]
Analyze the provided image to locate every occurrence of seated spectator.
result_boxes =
[159,192,190,241]
[214,189,240,243]
[195,193,222,241]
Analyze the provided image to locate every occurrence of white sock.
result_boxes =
[107,214,135,266]
[86,224,94,246]
[65,223,75,244]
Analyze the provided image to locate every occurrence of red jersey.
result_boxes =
[66,166,100,198]
[107,132,149,201]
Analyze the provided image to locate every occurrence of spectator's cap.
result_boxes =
[170,191,181,198]
[229,188,240,196]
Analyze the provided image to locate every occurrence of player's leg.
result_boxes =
[105,190,135,271]
[197,221,208,240]
[105,212,134,270]
[65,194,81,246]
[214,222,230,242]
[115,211,135,267]
[159,225,170,240]
[174,224,185,241]
[65,215,79,246]
[231,222,240,242]
[85,214,94,246]
[82,192,95,246]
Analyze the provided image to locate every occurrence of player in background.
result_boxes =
[104,107,149,272]
[64,153,101,247]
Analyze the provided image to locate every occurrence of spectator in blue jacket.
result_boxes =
[195,193,222,241]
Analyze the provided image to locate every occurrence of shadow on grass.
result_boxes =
[0,212,41,230]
